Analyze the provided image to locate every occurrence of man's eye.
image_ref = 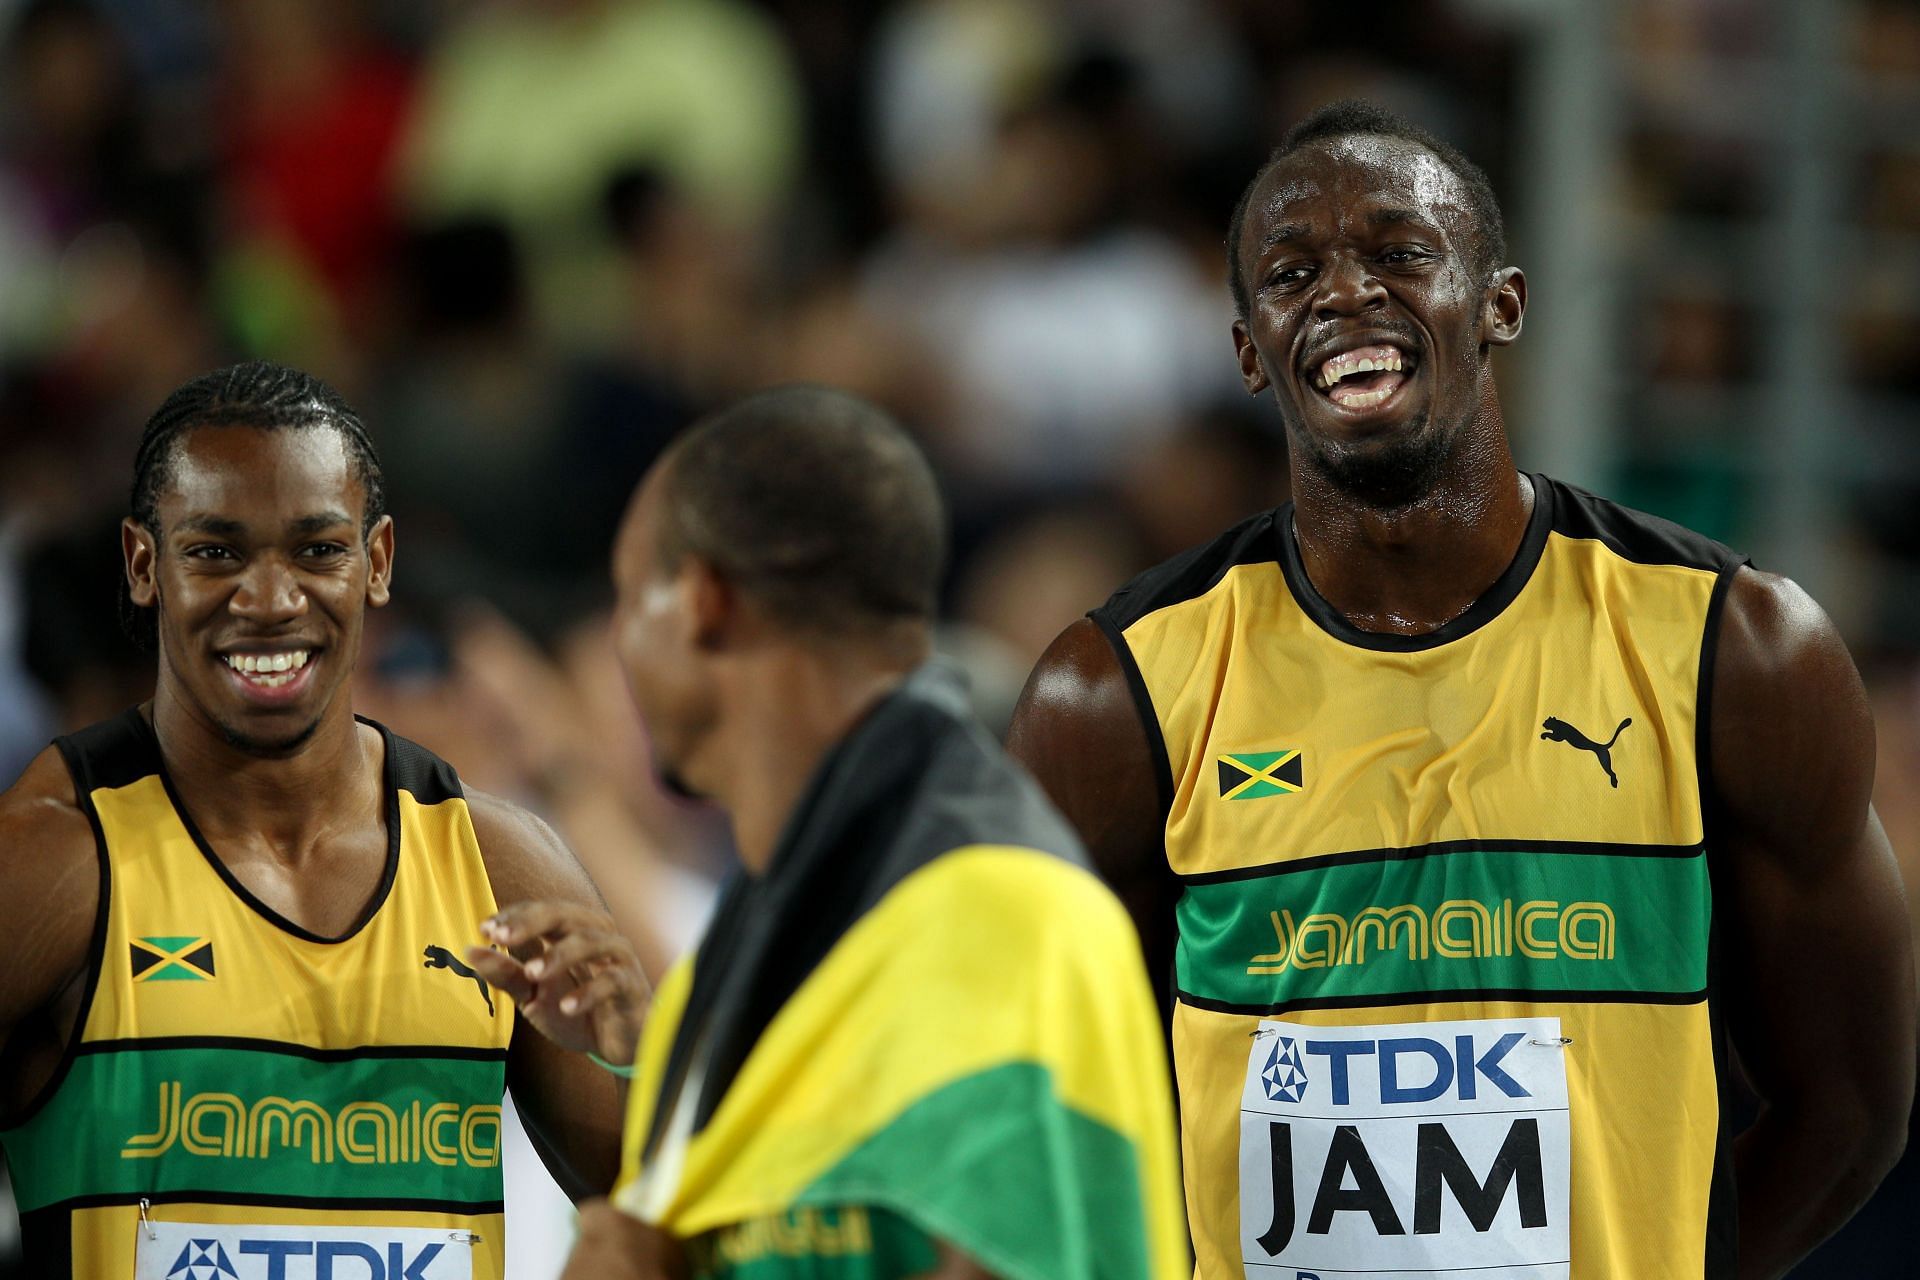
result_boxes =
[1380,248,1427,265]
[1268,265,1314,288]
[299,543,349,560]
[185,545,233,561]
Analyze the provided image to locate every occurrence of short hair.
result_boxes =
[655,386,945,635]
[129,361,385,537]
[1226,99,1508,320]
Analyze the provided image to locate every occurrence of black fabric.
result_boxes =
[386,726,465,805]
[642,661,1085,1159]
[1092,508,1282,632]
[1549,476,1744,573]
[53,706,157,793]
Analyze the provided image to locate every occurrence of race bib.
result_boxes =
[134,1221,475,1280]
[1238,1017,1571,1279]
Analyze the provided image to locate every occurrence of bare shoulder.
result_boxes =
[1710,566,1875,853]
[463,785,607,911]
[0,746,102,1021]
[1009,618,1136,737]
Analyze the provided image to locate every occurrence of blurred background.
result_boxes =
[0,0,1915,1274]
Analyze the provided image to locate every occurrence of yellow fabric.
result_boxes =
[614,846,1188,1278]
[72,768,511,1274]
[1118,530,1725,1278]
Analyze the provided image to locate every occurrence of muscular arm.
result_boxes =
[467,789,635,1199]
[1711,569,1917,1279]
[1006,619,1181,1006]
[0,748,102,1125]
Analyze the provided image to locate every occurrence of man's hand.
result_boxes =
[467,901,648,1066]
[560,1201,687,1280]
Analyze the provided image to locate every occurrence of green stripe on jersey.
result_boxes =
[1,1045,506,1212]
[1176,847,1709,1009]
[798,1062,1148,1280]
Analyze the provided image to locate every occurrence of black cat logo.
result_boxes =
[423,944,494,1016]
[1540,716,1633,788]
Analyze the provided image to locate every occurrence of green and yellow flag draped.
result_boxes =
[612,668,1187,1280]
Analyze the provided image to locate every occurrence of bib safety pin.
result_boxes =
[138,1197,157,1241]
[1530,1036,1574,1047]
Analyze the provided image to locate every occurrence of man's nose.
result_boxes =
[1312,254,1387,320]
[229,556,308,622]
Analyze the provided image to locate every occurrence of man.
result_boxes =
[0,363,647,1276]
[536,385,1186,1279]
[1009,100,1917,1279]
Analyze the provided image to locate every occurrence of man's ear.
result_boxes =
[365,515,395,608]
[1484,266,1526,346]
[685,554,736,651]
[1233,320,1271,395]
[123,518,158,608]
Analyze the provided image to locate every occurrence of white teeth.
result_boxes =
[224,650,310,678]
[1316,349,1406,388]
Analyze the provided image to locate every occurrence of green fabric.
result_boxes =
[791,1063,1149,1280]
[1,1044,505,1211]
[1177,847,1710,1007]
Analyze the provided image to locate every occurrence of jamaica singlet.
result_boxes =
[1,710,512,1278]
[1090,476,1747,1279]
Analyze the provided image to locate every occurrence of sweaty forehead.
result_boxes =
[159,425,362,522]
[1242,134,1470,259]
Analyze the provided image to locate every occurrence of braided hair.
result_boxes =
[129,361,385,537]
[121,362,385,647]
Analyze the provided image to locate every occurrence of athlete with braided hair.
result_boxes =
[0,362,648,1276]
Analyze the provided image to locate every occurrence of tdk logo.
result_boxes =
[1260,1037,1309,1103]
[139,1224,470,1280]
[1307,1032,1529,1105]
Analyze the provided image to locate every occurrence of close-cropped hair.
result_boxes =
[657,385,946,636]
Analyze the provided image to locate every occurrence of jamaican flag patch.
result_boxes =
[131,936,215,982]
[1218,749,1303,800]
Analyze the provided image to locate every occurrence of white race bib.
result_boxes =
[1238,1017,1572,1279]
[134,1221,475,1280]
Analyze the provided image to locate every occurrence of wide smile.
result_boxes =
[218,647,319,706]
[1302,341,1421,423]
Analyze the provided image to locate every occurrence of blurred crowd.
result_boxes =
[0,0,1917,1269]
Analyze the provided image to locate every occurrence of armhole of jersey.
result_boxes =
[9,741,116,1127]
[1695,553,1748,1279]
[1088,610,1175,823]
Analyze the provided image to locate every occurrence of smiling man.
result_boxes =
[0,362,647,1276]
[1009,101,1915,1279]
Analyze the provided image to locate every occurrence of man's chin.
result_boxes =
[216,714,325,759]
[1295,410,1453,512]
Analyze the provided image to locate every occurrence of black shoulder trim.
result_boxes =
[27,1189,504,1217]
[1092,508,1282,632]
[1545,476,1743,572]
[371,717,465,806]
[53,706,159,793]
[1089,611,1175,821]
[1176,985,1710,1018]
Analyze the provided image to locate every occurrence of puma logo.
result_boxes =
[1540,716,1632,788]
[423,944,494,1016]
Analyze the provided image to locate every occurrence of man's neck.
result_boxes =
[146,688,379,859]
[705,650,917,872]
[1289,427,1533,638]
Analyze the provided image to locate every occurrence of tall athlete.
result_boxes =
[0,363,648,1276]
[1009,101,1916,1279]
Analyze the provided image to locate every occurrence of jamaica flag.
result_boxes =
[1218,748,1303,800]
[613,665,1186,1280]
[130,936,215,982]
